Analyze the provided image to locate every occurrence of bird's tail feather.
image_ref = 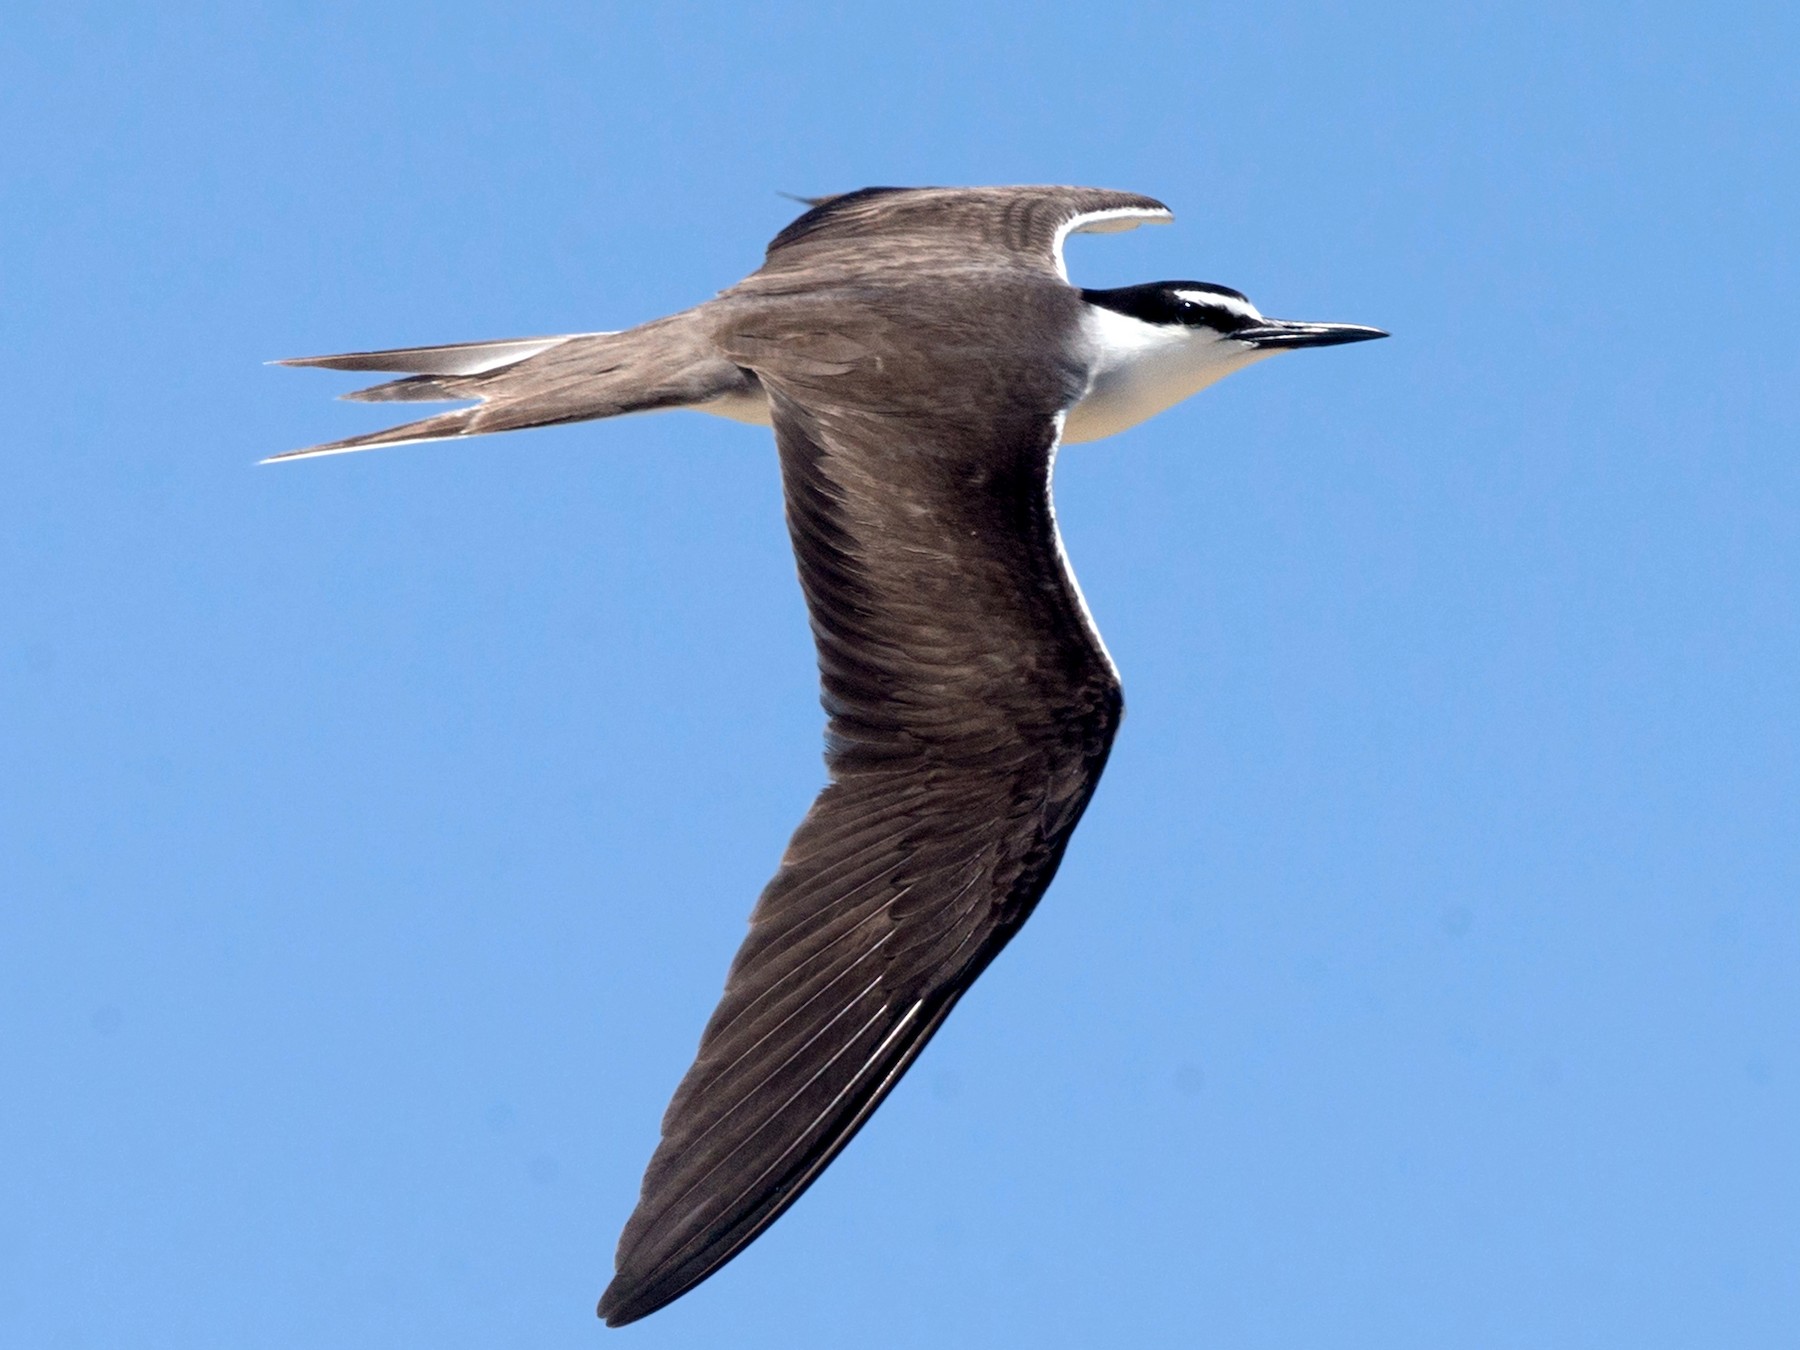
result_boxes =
[268,310,751,462]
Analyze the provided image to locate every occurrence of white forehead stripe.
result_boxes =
[1172,288,1263,322]
[1052,206,1174,281]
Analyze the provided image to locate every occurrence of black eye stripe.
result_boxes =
[1179,301,1254,332]
[1082,282,1255,331]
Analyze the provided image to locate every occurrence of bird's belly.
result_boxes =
[1065,365,1201,444]
[694,387,774,427]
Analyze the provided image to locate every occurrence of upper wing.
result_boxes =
[598,282,1124,1325]
[750,184,1171,286]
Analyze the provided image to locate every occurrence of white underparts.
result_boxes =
[1061,304,1272,444]
[694,386,775,426]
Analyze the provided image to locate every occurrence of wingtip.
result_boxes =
[271,352,385,371]
[596,1278,655,1328]
[597,1249,728,1327]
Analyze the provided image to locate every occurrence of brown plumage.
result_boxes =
[275,186,1382,1325]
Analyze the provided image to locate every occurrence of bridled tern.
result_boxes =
[275,185,1387,1325]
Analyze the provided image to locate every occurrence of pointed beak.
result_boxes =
[1232,320,1389,350]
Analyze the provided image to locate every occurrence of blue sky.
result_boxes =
[3,4,1796,1347]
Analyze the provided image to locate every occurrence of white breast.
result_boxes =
[1062,305,1272,445]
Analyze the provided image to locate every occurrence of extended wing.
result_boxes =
[748,184,1170,287]
[599,261,1125,1324]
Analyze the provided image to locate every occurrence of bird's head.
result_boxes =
[1063,281,1387,443]
[1084,280,1389,352]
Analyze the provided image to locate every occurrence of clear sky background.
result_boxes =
[4,5,1796,1348]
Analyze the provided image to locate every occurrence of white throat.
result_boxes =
[1061,305,1272,445]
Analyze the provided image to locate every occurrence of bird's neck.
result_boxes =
[1063,305,1271,445]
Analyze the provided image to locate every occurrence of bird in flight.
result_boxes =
[275,186,1385,1325]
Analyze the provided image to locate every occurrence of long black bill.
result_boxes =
[1234,320,1389,350]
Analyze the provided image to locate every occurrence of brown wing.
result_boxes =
[598,278,1123,1325]
[748,184,1171,287]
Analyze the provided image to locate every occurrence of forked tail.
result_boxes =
[268,308,754,461]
